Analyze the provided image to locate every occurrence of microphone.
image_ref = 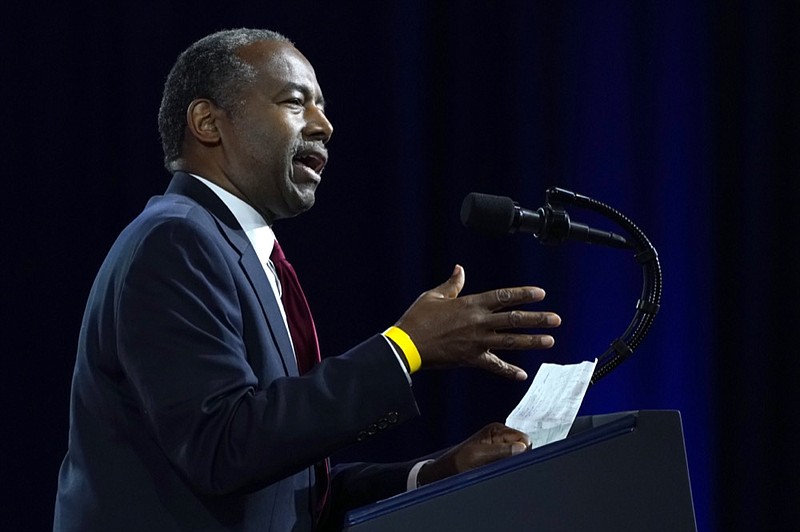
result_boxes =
[460,192,633,249]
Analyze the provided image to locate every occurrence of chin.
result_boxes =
[284,195,316,219]
[295,187,317,210]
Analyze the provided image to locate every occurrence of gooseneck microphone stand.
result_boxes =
[535,187,662,384]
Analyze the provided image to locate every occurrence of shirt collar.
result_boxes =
[189,174,276,265]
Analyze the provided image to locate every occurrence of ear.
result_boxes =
[185,99,223,146]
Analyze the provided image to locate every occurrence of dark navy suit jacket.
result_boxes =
[54,172,420,531]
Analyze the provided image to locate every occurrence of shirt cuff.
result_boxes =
[406,459,435,491]
[381,334,412,384]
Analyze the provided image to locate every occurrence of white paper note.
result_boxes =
[506,359,597,449]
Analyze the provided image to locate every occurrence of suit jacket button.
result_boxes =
[357,431,368,441]
[367,424,378,436]
[387,411,399,424]
[377,418,389,430]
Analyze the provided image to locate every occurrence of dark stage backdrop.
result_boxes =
[3,2,798,531]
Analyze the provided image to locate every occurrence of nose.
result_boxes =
[304,105,333,144]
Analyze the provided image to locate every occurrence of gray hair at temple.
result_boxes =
[157,28,291,172]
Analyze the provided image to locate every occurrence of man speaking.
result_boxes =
[53,28,561,531]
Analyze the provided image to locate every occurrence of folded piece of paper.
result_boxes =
[506,359,597,449]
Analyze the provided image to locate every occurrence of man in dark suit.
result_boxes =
[53,29,561,531]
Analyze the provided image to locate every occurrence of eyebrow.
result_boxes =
[281,82,326,109]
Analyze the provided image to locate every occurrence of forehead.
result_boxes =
[237,40,322,96]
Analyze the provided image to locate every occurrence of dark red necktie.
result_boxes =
[270,240,321,375]
[269,239,329,518]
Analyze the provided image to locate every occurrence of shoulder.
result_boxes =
[102,193,238,283]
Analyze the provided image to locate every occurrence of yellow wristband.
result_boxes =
[384,326,422,374]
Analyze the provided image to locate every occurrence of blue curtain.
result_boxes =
[5,2,798,530]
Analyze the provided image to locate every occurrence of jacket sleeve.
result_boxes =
[115,215,419,495]
[320,445,447,532]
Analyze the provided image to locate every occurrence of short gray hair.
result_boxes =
[157,28,290,171]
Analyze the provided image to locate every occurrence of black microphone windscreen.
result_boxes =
[460,193,516,237]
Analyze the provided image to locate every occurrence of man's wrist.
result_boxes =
[383,326,421,373]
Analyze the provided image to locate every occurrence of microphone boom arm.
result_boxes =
[541,187,662,384]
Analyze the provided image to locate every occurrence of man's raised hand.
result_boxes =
[394,265,561,380]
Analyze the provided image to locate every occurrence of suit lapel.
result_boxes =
[239,250,300,377]
[166,172,299,377]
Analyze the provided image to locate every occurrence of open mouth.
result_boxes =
[293,148,328,175]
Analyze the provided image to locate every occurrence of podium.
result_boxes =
[343,410,696,531]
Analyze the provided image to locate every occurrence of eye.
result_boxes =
[284,97,304,108]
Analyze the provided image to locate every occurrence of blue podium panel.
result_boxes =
[344,410,697,532]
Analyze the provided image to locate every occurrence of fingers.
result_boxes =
[486,310,562,330]
[470,424,531,464]
[489,332,556,350]
[482,423,530,446]
[426,264,465,300]
[470,286,547,312]
[464,439,530,470]
[399,266,560,380]
[476,351,528,381]
[474,335,557,379]
[510,441,529,455]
